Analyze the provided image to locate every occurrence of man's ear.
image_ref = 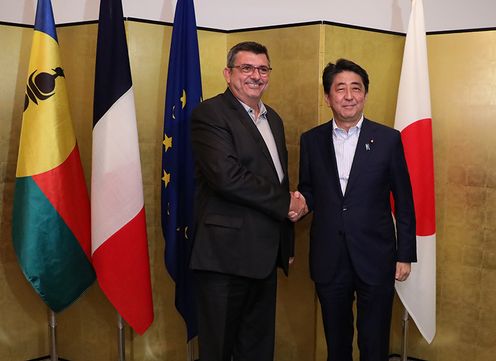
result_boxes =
[323,93,331,107]
[223,67,231,84]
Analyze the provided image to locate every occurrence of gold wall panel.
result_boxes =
[1,18,496,361]
[389,30,496,361]
[198,30,228,100]
[321,26,405,126]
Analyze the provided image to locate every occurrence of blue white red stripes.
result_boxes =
[92,0,153,335]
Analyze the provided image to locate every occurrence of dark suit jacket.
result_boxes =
[298,118,416,285]
[190,88,293,279]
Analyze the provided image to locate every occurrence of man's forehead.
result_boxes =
[333,72,364,85]
[235,51,269,62]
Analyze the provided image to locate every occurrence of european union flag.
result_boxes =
[161,0,202,342]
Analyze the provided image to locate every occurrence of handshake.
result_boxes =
[288,191,308,222]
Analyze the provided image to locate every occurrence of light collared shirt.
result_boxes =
[332,116,364,195]
[239,100,284,183]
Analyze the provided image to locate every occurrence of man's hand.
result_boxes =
[288,191,308,222]
[395,262,411,281]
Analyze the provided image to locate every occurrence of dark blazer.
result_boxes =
[298,118,416,285]
[190,88,293,279]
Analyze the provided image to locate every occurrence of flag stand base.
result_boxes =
[389,354,426,361]
[26,357,70,361]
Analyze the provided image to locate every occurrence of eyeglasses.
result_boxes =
[230,64,272,76]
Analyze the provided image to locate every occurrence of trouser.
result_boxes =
[316,252,395,361]
[194,268,277,361]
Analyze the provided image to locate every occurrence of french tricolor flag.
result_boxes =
[91,0,154,335]
[394,0,436,344]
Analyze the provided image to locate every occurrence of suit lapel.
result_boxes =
[345,118,374,197]
[222,89,280,181]
[319,122,343,199]
[267,114,288,179]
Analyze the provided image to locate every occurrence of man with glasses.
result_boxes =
[190,41,306,361]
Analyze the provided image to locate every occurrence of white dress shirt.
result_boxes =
[332,116,364,195]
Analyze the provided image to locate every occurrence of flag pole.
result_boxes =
[117,313,126,361]
[49,309,58,361]
[187,338,198,361]
[187,340,193,361]
[401,307,409,361]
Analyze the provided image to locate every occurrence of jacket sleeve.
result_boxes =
[297,132,314,212]
[390,132,417,262]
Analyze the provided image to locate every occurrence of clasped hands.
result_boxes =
[288,191,308,222]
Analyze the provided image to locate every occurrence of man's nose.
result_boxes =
[250,69,262,79]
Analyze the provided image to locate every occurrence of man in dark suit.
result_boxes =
[190,41,306,361]
[298,59,417,361]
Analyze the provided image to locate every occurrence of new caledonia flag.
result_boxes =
[161,0,202,341]
[12,0,95,312]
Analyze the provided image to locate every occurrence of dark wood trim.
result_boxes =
[2,18,496,36]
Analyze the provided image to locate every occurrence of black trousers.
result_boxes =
[316,251,395,361]
[194,268,277,361]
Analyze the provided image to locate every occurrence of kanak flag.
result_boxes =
[394,0,436,343]
[91,0,154,334]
